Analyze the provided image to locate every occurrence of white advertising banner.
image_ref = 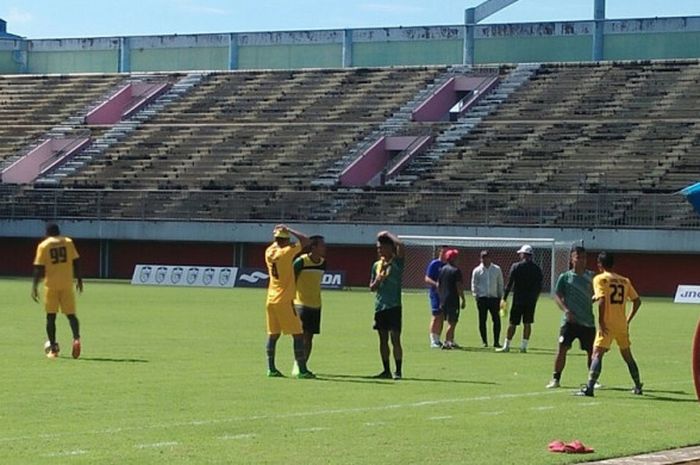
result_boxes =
[131,264,238,288]
[673,285,700,304]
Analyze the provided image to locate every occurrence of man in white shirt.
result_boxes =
[471,250,504,348]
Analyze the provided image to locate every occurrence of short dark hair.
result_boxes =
[377,234,395,250]
[310,235,324,247]
[571,246,586,255]
[46,223,60,236]
[598,251,614,269]
[480,250,489,257]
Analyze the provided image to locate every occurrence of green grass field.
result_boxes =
[1,278,698,465]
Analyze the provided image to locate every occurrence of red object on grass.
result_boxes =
[548,440,594,454]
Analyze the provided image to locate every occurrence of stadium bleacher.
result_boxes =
[1,60,699,228]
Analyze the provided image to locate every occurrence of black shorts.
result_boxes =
[509,302,537,325]
[440,305,460,324]
[373,306,402,332]
[294,304,321,334]
[559,322,595,352]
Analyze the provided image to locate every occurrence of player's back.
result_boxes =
[265,241,300,304]
[294,254,325,308]
[34,236,79,289]
[593,271,638,328]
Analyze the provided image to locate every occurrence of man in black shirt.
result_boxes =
[438,249,466,349]
[497,244,543,353]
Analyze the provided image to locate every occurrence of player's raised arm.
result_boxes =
[283,225,310,249]
[378,231,404,259]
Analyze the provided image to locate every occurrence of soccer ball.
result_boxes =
[43,340,59,354]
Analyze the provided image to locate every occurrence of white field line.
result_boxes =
[218,433,256,440]
[428,415,453,420]
[295,427,330,432]
[135,441,178,449]
[530,405,555,411]
[2,380,690,445]
[42,449,88,457]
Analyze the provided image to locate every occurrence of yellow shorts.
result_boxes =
[266,301,302,335]
[44,288,76,315]
[594,326,630,350]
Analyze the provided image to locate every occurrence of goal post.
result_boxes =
[398,235,574,295]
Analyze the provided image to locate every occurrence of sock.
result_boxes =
[382,359,391,373]
[587,357,602,391]
[553,372,561,381]
[395,359,402,376]
[266,338,277,372]
[520,339,529,350]
[67,315,80,340]
[293,337,308,373]
[503,339,511,349]
[46,314,57,346]
[430,333,440,344]
[626,359,641,387]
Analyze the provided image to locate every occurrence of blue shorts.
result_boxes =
[429,294,441,316]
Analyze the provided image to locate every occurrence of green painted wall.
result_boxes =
[238,43,341,69]
[475,36,591,64]
[353,40,461,67]
[605,32,700,60]
[27,50,118,74]
[131,47,228,71]
[0,51,18,73]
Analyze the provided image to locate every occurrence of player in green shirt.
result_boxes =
[546,246,596,389]
[369,231,405,380]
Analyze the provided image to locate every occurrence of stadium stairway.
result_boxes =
[310,65,464,187]
[35,72,209,187]
[387,63,542,187]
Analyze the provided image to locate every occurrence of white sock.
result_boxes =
[521,339,529,349]
[503,339,511,349]
[430,333,440,344]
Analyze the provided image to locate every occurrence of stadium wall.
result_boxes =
[2,16,699,74]
[3,220,700,295]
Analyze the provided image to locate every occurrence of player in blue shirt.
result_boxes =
[424,245,448,348]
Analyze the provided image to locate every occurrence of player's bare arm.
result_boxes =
[31,265,44,302]
[74,258,84,293]
[554,293,574,323]
[627,297,642,325]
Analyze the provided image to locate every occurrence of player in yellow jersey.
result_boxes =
[31,224,83,359]
[292,235,327,375]
[577,251,643,397]
[264,224,314,379]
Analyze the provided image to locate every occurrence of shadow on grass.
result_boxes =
[316,373,497,385]
[604,386,697,403]
[449,346,556,356]
[78,357,149,363]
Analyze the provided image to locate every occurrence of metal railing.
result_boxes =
[1,186,698,229]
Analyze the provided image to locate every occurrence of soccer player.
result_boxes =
[369,231,405,379]
[31,223,83,359]
[546,246,596,388]
[264,224,315,379]
[577,252,643,397]
[424,245,448,348]
[470,250,504,348]
[497,244,543,353]
[437,249,466,349]
[292,235,327,374]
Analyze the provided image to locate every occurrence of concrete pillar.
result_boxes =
[118,37,131,73]
[228,33,239,70]
[463,8,476,66]
[593,0,606,61]
[342,29,353,68]
[13,39,28,73]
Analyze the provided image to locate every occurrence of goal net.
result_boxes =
[398,235,575,295]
